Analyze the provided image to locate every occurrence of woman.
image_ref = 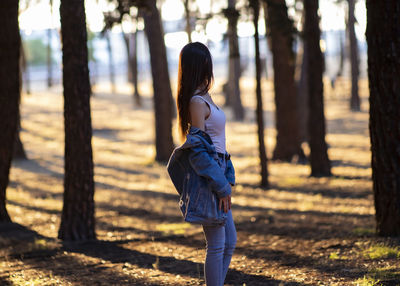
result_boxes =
[167,42,237,286]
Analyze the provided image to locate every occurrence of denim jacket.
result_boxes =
[167,126,235,226]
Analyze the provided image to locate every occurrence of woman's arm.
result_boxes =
[189,97,210,131]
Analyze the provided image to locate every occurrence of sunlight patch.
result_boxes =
[363,244,400,260]
[156,223,192,235]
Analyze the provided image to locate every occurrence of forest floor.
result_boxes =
[1,78,400,286]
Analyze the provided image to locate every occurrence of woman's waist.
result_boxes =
[205,131,225,153]
[217,152,230,161]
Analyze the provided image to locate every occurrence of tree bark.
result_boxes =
[250,0,269,188]
[58,0,96,241]
[366,0,400,236]
[304,0,331,177]
[263,0,304,162]
[142,0,174,162]
[0,0,20,222]
[347,0,360,111]
[14,127,27,160]
[224,0,244,120]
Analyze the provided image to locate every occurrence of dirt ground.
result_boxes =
[0,78,399,285]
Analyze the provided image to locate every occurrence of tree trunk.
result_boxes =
[224,0,244,120]
[366,0,400,236]
[122,32,131,81]
[14,42,27,160]
[184,0,192,42]
[47,0,54,88]
[336,31,345,79]
[14,124,27,160]
[105,31,116,94]
[304,0,331,177]
[263,0,304,162]
[122,29,141,106]
[58,0,96,241]
[0,0,20,222]
[347,0,360,111]
[251,0,269,188]
[142,0,174,162]
[20,40,31,94]
[297,39,309,144]
[131,28,140,106]
[47,28,53,88]
[13,132,26,159]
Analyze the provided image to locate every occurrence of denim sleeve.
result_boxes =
[225,158,236,186]
[188,144,231,198]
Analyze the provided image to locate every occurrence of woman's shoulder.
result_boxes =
[190,96,209,111]
[190,94,206,103]
[191,94,212,110]
[190,95,210,113]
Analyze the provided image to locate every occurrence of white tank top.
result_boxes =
[191,94,226,153]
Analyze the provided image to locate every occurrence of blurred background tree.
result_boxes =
[347,0,360,111]
[263,0,305,162]
[224,0,245,120]
[304,0,331,177]
[14,38,28,161]
[142,0,175,162]
[250,0,269,187]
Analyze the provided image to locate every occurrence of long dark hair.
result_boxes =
[177,42,214,140]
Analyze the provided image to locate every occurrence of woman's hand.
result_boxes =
[219,195,231,213]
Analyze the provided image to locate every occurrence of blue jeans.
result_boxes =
[203,210,237,286]
[202,153,237,286]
